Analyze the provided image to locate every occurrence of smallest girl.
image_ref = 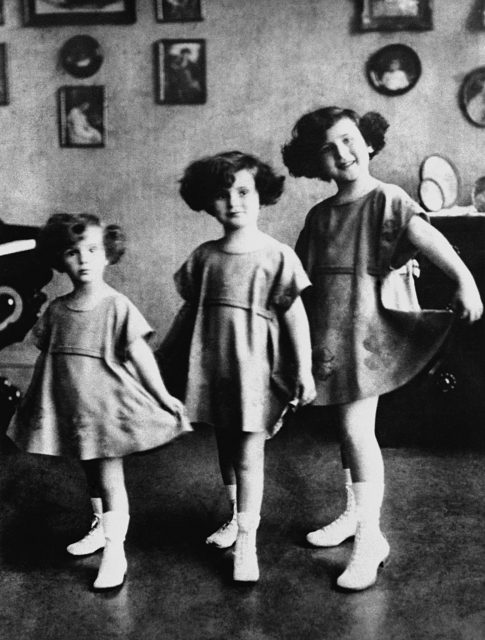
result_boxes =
[161,151,315,582]
[8,213,190,590]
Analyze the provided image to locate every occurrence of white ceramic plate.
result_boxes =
[420,155,459,208]
[419,178,445,212]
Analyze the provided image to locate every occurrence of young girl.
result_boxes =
[282,107,483,591]
[8,213,190,590]
[160,151,315,582]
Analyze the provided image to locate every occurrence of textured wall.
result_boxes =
[1,0,484,384]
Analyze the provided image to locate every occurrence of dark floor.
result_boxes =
[0,415,484,640]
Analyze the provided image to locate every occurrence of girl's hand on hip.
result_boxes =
[453,279,483,323]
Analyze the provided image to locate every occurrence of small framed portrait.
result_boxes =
[460,67,485,128]
[23,0,136,27]
[58,86,106,148]
[155,0,202,22]
[0,44,8,106]
[0,2,4,26]
[366,44,421,96]
[155,39,206,105]
[360,0,433,31]
[59,36,104,79]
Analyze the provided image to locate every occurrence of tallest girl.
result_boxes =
[282,106,483,591]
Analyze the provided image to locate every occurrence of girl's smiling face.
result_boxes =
[211,169,260,231]
[319,117,373,185]
[62,225,108,286]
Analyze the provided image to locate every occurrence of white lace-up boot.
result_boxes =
[206,484,238,548]
[93,511,129,590]
[336,482,389,591]
[67,497,106,556]
[233,512,260,582]
[306,483,357,547]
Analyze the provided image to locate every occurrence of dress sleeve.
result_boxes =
[174,246,201,303]
[116,297,155,359]
[270,245,312,311]
[378,185,429,272]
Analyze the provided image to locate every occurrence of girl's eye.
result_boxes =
[321,144,334,155]
[238,188,249,196]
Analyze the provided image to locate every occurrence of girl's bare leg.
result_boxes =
[66,460,105,556]
[93,458,130,590]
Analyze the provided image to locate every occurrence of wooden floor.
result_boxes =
[0,416,484,640]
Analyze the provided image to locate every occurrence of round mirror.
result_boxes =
[419,155,459,208]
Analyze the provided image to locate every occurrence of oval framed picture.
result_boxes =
[59,35,104,79]
[460,66,485,128]
[420,154,459,208]
[366,44,421,96]
[418,178,444,212]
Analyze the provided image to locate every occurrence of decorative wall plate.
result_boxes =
[418,178,444,212]
[60,35,103,78]
[472,176,485,212]
[460,66,485,128]
[366,44,421,96]
[420,155,459,208]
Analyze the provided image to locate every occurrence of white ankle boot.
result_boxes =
[336,523,390,590]
[306,484,357,547]
[93,511,129,590]
[336,482,389,591]
[233,513,260,582]
[67,514,106,556]
[67,498,105,556]
[206,507,238,549]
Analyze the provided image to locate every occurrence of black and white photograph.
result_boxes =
[155,0,202,22]
[155,39,206,104]
[0,4,485,640]
[58,86,105,147]
[23,0,136,26]
[360,0,433,31]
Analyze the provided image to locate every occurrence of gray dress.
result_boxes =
[166,235,311,437]
[295,182,452,405]
[8,288,190,459]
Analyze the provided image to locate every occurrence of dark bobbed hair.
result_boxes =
[282,106,389,180]
[179,150,285,212]
[38,212,126,272]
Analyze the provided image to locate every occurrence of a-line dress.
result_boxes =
[8,288,190,459]
[295,181,453,406]
[158,235,311,437]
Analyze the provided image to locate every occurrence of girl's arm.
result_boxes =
[127,336,185,415]
[281,296,316,406]
[406,216,483,322]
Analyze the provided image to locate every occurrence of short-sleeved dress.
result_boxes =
[158,235,311,437]
[295,181,453,406]
[8,288,190,459]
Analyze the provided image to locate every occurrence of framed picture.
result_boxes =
[460,67,485,128]
[58,86,106,148]
[0,2,4,26]
[155,0,202,22]
[360,0,433,31]
[366,44,421,96]
[155,39,206,105]
[0,44,8,106]
[23,1,136,27]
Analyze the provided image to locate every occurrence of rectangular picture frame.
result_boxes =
[58,86,106,149]
[0,44,8,106]
[360,0,433,31]
[155,39,206,105]
[23,0,136,27]
[0,2,4,26]
[155,0,202,22]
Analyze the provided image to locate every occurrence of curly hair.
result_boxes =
[179,150,285,212]
[282,106,389,180]
[38,213,126,272]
